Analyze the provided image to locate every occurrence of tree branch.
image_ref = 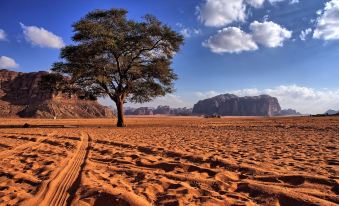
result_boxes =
[126,38,163,71]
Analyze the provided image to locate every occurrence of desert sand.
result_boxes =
[0,116,338,206]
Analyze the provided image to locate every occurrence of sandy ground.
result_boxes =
[0,116,338,206]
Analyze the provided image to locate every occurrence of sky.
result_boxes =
[1,0,339,114]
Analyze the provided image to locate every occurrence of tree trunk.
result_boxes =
[115,98,126,127]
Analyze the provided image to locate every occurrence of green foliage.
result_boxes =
[52,8,184,104]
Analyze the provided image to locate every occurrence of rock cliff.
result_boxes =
[0,69,114,118]
[192,94,281,116]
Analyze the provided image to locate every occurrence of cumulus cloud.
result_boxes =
[250,21,292,47]
[196,0,243,27]
[197,0,247,27]
[20,23,65,48]
[197,0,298,27]
[195,85,339,114]
[313,0,339,40]
[300,28,312,41]
[202,27,258,54]
[0,56,19,69]
[0,29,6,41]
[203,21,291,53]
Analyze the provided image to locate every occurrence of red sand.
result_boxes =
[0,117,338,206]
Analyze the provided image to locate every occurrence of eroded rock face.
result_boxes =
[0,69,114,118]
[1,70,56,105]
[192,94,281,116]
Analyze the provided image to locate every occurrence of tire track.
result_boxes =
[22,132,90,206]
[91,138,338,205]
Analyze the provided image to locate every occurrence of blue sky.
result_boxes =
[1,0,339,113]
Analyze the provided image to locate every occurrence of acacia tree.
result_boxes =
[52,8,184,127]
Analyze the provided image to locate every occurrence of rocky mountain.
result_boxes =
[125,107,154,115]
[125,95,301,117]
[192,94,282,116]
[276,109,301,116]
[325,109,339,115]
[0,69,114,118]
[125,105,192,116]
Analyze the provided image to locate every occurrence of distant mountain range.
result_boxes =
[1,68,330,118]
[126,94,302,117]
[125,106,192,116]
[310,109,339,117]
[192,94,301,116]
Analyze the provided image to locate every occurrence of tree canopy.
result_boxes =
[51,8,184,127]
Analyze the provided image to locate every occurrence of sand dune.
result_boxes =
[0,117,338,206]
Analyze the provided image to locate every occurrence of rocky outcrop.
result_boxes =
[325,109,339,115]
[192,94,281,116]
[276,109,301,116]
[124,107,154,115]
[1,70,53,105]
[125,106,192,116]
[0,69,114,118]
[154,105,171,114]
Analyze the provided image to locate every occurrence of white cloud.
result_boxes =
[197,0,247,27]
[268,0,299,4]
[289,0,299,4]
[195,90,221,98]
[246,0,265,8]
[202,27,258,54]
[203,21,291,53]
[20,23,65,48]
[195,85,339,114]
[197,0,298,27]
[250,21,292,47]
[0,29,6,41]
[0,56,19,69]
[313,0,339,40]
[180,28,201,38]
[300,28,312,41]
[268,0,283,3]
[176,23,201,38]
[146,94,190,108]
